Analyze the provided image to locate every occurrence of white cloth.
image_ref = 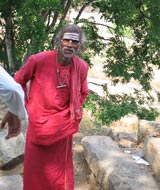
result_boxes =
[0,66,27,120]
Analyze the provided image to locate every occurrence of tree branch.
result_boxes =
[75,2,91,22]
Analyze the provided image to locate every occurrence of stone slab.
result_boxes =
[82,136,159,190]
[144,137,160,180]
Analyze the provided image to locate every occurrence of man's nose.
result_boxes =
[67,40,73,46]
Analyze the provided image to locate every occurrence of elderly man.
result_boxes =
[14,24,89,190]
[0,66,27,139]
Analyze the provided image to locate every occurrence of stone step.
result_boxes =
[82,136,159,190]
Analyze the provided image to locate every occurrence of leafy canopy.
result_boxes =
[1,0,160,125]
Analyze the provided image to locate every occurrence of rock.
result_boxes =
[139,120,160,134]
[111,114,139,134]
[82,136,159,190]
[138,120,160,142]
[99,127,113,138]
[114,132,137,142]
[0,130,25,167]
[144,137,160,180]
[118,139,137,148]
[0,175,23,190]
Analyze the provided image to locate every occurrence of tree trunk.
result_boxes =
[5,15,14,73]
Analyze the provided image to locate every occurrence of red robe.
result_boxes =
[14,50,89,190]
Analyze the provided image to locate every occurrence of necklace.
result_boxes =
[56,55,70,88]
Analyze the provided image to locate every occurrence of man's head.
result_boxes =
[54,24,86,58]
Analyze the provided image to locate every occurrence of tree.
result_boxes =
[1,0,160,125]
[86,0,160,125]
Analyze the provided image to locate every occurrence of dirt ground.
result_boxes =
[73,129,91,190]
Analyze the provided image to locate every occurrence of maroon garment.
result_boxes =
[14,50,89,145]
[23,134,74,190]
[14,50,89,190]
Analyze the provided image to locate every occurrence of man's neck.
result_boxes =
[57,52,71,66]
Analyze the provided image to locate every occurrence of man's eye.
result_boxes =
[72,40,79,44]
[63,39,70,43]
[62,39,79,44]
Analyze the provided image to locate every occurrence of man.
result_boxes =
[0,66,27,139]
[14,24,89,190]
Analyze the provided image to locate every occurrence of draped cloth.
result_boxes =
[0,66,27,120]
[23,135,74,190]
[14,50,89,190]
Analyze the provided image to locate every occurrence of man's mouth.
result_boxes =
[62,47,76,58]
[63,48,74,54]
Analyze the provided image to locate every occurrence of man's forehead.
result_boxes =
[62,32,80,41]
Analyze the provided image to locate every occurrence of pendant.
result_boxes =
[57,84,67,88]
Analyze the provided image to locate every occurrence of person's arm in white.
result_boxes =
[0,66,27,120]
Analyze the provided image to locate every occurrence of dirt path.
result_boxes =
[73,130,91,190]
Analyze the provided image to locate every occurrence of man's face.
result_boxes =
[59,32,80,58]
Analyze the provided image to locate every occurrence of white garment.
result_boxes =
[0,66,28,120]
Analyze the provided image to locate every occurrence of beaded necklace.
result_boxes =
[56,55,70,88]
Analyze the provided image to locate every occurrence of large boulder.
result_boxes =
[144,137,160,181]
[0,130,25,168]
[82,136,159,190]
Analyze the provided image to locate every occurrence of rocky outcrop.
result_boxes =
[144,137,160,181]
[82,136,159,190]
[0,131,25,167]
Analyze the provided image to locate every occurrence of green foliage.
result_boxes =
[136,107,159,121]
[85,90,159,126]
[14,0,62,65]
[101,0,160,91]
[1,0,160,126]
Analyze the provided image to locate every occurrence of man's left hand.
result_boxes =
[0,111,21,139]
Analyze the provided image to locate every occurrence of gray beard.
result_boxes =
[60,46,77,58]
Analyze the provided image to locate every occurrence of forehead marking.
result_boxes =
[63,33,80,41]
